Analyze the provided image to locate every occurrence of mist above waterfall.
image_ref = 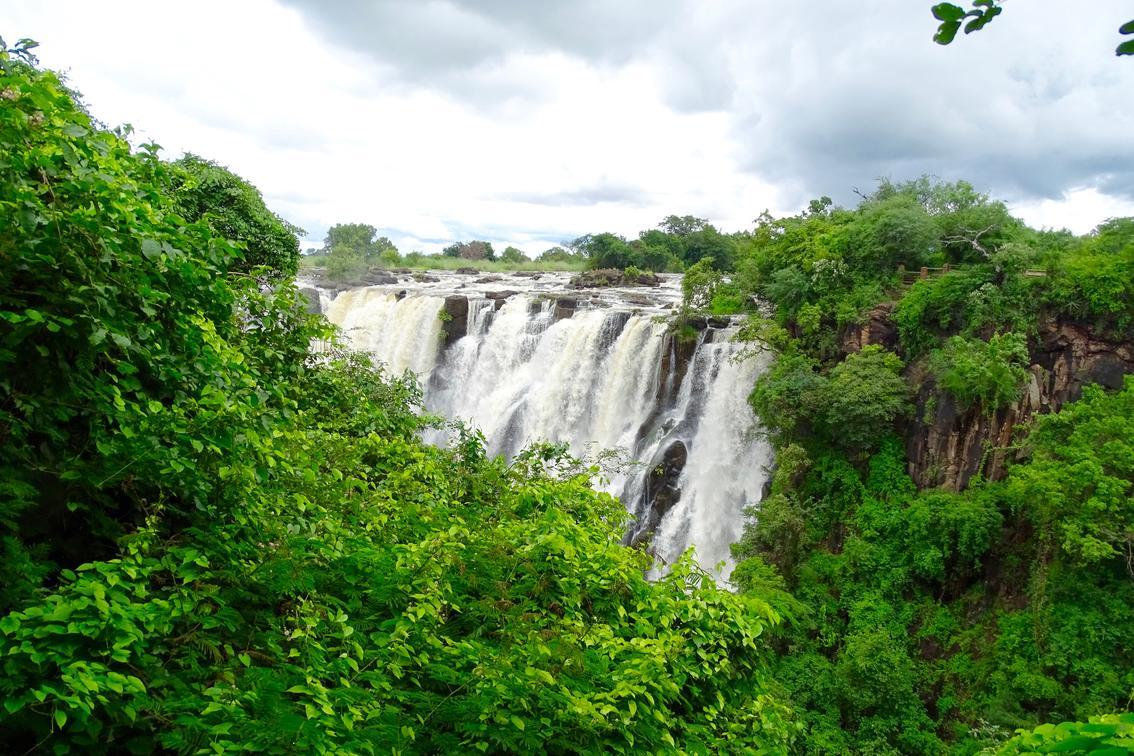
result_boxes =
[321,271,771,581]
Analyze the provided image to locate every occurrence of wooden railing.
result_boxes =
[896,264,1047,285]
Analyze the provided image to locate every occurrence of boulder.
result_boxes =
[629,441,688,547]
[441,296,469,347]
[554,297,578,321]
[298,287,322,315]
[485,290,517,310]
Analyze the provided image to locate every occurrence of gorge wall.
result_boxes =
[842,306,1134,491]
[310,270,773,581]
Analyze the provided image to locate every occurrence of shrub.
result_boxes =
[819,346,910,452]
[930,332,1030,413]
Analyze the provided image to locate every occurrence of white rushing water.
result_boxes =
[317,272,772,582]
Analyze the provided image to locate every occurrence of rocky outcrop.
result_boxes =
[553,297,578,321]
[569,268,661,288]
[841,303,899,353]
[441,296,469,347]
[907,320,1134,490]
[486,291,517,310]
[629,441,687,547]
[299,287,321,315]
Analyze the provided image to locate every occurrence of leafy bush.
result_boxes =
[819,346,910,452]
[169,154,303,279]
[1006,376,1134,568]
[930,332,1031,412]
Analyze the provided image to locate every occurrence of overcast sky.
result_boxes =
[3,1,1133,253]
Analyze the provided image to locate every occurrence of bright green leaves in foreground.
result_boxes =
[0,40,793,753]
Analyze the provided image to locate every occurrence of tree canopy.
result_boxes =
[169,154,303,279]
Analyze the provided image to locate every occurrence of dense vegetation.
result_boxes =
[724,175,1134,753]
[4,35,1133,755]
[0,40,795,753]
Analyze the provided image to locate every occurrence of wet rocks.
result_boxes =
[441,296,469,346]
[630,441,688,547]
[299,287,322,315]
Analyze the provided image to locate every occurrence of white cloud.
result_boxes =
[2,0,1131,252]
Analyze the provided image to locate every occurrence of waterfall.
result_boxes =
[648,339,774,583]
[325,288,445,378]
[320,277,771,583]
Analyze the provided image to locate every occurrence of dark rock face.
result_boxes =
[475,275,503,284]
[906,320,1134,490]
[456,267,479,275]
[441,296,469,347]
[554,297,578,321]
[630,441,688,547]
[485,291,517,310]
[363,269,399,285]
[841,302,898,353]
[299,287,321,315]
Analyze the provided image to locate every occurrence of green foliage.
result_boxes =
[821,346,910,452]
[1006,377,1134,568]
[994,713,1134,754]
[499,245,528,263]
[316,222,398,281]
[1043,236,1134,334]
[749,350,825,444]
[737,375,1134,753]
[930,332,1031,412]
[681,257,723,312]
[932,1,1003,45]
[576,232,635,270]
[442,239,496,261]
[0,43,799,753]
[169,154,302,279]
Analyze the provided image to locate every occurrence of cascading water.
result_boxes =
[315,271,772,582]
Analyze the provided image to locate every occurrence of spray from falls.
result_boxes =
[321,279,772,582]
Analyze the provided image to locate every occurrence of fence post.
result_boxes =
[942,263,950,274]
[920,267,929,279]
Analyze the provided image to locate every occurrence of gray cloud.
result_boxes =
[278,0,1134,210]
[499,180,648,207]
[277,0,681,88]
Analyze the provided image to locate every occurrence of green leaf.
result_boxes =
[1119,20,1134,34]
[88,327,107,345]
[934,20,962,45]
[932,3,965,22]
[1118,39,1134,56]
[54,709,67,729]
[509,715,525,731]
[141,238,162,259]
